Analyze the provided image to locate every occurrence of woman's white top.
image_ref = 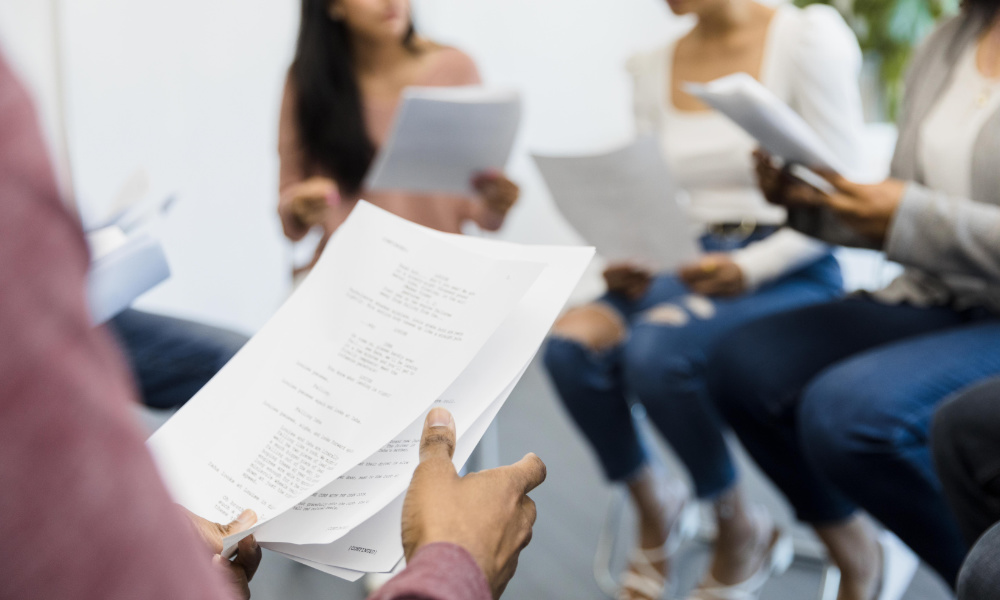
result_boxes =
[627,4,867,288]
[920,43,1000,199]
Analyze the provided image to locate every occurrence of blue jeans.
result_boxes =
[542,230,842,498]
[108,309,248,410]
[709,298,1000,584]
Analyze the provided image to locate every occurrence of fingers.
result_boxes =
[678,257,717,283]
[233,534,263,582]
[218,509,257,538]
[418,407,458,465]
[508,453,547,495]
[817,169,858,195]
[213,554,252,600]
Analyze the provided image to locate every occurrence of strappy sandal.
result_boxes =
[687,509,793,600]
[873,530,918,600]
[617,500,701,600]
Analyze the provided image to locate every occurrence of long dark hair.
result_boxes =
[291,0,416,195]
[966,0,1000,27]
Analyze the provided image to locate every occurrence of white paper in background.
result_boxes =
[684,74,860,178]
[254,236,594,546]
[364,86,522,195]
[532,135,698,271]
[87,232,170,325]
[265,379,518,575]
[147,202,543,541]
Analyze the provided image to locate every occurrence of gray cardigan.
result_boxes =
[788,12,1000,312]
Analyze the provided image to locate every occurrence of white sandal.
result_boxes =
[617,498,701,600]
[687,509,793,600]
[873,530,918,600]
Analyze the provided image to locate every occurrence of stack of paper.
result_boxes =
[85,193,176,325]
[533,136,698,271]
[364,86,522,195]
[147,201,593,579]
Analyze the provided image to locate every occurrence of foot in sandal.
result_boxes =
[619,470,699,600]
[687,496,792,600]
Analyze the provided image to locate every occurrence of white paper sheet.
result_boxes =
[253,235,594,546]
[147,202,543,542]
[683,73,847,174]
[532,136,698,270]
[87,231,170,324]
[364,86,522,194]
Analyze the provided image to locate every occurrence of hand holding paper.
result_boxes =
[400,407,544,599]
[148,202,593,578]
[365,86,522,195]
[533,136,698,270]
[684,73,846,175]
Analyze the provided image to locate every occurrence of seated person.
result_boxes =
[279,0,518,279]
[0,47,541,600]
[706,2,1000,597]
[541,0,865,597]
[932,379,1000,599]
[109,309,247,410]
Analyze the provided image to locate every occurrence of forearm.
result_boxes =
[785,205,882,250]
[885,182,1000,281]
[730,228,831,289]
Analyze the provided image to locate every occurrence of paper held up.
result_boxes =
[532,135,699,270]
[364,86,522,194]
[147,201,593,576]
[684,73,858,181]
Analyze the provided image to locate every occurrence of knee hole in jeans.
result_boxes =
[550,304,627,351]
[640,303,690,327]
[683,295,717,319]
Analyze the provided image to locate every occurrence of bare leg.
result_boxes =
[621,465,688,599]
[814,516,882,600]
[706,486,775,585]
[549,303,627,352]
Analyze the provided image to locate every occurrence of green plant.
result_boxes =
[795,0,959,119]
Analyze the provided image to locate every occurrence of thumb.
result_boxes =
[219,509,257,537]
[419,407,457,465]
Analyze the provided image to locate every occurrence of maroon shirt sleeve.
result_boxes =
[367,543,492,600]
[0,54,236,600]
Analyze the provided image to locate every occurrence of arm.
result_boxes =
[729,228,831,290]
[278,75,339,241]
[366,543,491,600]
[368,409,545,600]
[0,54,236,600]
[885,182,1000,282]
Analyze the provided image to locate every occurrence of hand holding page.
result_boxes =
[148,202,543,535]
[533,136,698,271]
[255,234,593,547]
[684,74,847,175]
[147,202,593,575]
[364,86,522,194]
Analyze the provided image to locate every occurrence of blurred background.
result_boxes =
[0,1,960,598]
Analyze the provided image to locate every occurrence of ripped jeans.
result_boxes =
[542,229,842,498]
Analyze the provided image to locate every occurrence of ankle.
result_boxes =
[713,489,761,549]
